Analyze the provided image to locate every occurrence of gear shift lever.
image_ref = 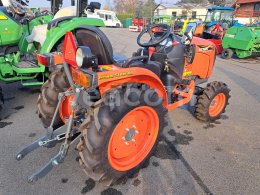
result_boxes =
[148,47,155,62]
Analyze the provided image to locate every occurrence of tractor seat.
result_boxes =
[129,60,163,78]
[26,7,77,46]
[75,26,114,65]
[76,26,163,77]
[114,56,163,78]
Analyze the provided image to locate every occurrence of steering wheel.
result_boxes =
[137,24,171,47]
[11,1,26,15]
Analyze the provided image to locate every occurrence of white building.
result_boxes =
[154,3,213,21]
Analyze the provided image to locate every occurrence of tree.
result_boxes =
[103,4,110,10]
[177,0,208,4]
[104,0,111,10]
[113,0,158,17]
[208,0,226,6]
[114,0,140,13]
[143,0,157,17]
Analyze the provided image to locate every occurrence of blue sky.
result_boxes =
[29,0,173,8]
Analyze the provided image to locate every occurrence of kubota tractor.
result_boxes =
[17,23,231,185]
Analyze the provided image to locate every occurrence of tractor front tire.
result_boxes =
[77,84,167,185]
[221,48,233,59]
[37,67,70,128]
[195,81,231,122]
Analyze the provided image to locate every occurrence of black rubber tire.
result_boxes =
[37,67,70,128]
[77,83,167,186]
[221,48,233,59]
[195,81,231,122]
[116,23,120,28]
[0,86,4,111]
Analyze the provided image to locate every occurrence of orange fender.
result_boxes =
[97,67,168,107]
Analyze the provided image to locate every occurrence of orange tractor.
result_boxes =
[16,23,230,185]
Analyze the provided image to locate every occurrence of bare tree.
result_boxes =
[114,0,142,13]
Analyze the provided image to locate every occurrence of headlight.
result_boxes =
[76,47,84,67]
[75,46,93,68]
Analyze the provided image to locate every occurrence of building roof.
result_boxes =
[155,3,213,10]
[234,0,260,5]
[208,6,234,11]
[232,0,260,8]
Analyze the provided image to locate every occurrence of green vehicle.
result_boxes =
[0,0,104,109]
[153,15,173,25]
[222,26,260,59]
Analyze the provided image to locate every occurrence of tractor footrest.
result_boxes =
[14,60,38,68]
[22,81,44,86]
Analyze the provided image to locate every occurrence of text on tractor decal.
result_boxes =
[99,72,133,80]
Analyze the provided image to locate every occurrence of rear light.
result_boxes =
[37,54,50,67]
[71,68,91,88]
[37,54,64,67]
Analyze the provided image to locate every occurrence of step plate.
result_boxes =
[14,61,39,68]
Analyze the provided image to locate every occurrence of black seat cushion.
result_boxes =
[75,26,114,65]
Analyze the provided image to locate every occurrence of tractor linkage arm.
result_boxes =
[15,62,82,183]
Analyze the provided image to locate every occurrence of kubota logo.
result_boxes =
[99,72,133,80]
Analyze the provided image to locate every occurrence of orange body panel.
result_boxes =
[194,25,205,36]
[167,80,195,111]
[97,66,168,106]
[184,37,216,79]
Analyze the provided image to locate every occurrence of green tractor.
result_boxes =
[0,0,104,109]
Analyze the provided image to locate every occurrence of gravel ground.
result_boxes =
[0,28,259,195]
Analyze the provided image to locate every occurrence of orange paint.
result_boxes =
[209,93,226,117]
[194,25,205,36]
[97,67,168,107]
[59,95,75,123]
[167,80,195,111]
[108,106,159,171]
[185,37,216,79]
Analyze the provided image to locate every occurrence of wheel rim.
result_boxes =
[209,93,226,117]
[108,106,159,171]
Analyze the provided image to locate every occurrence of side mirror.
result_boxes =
[71,0,75,6]
[90,2,101,9]
[87,2,101,12]
[182,22,197,45]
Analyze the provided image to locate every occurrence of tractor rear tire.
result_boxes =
[77,84,167,186]
[221,48,233,59]
[0,86,3,110]
[37,67,70,128]
[195,81,231,122]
